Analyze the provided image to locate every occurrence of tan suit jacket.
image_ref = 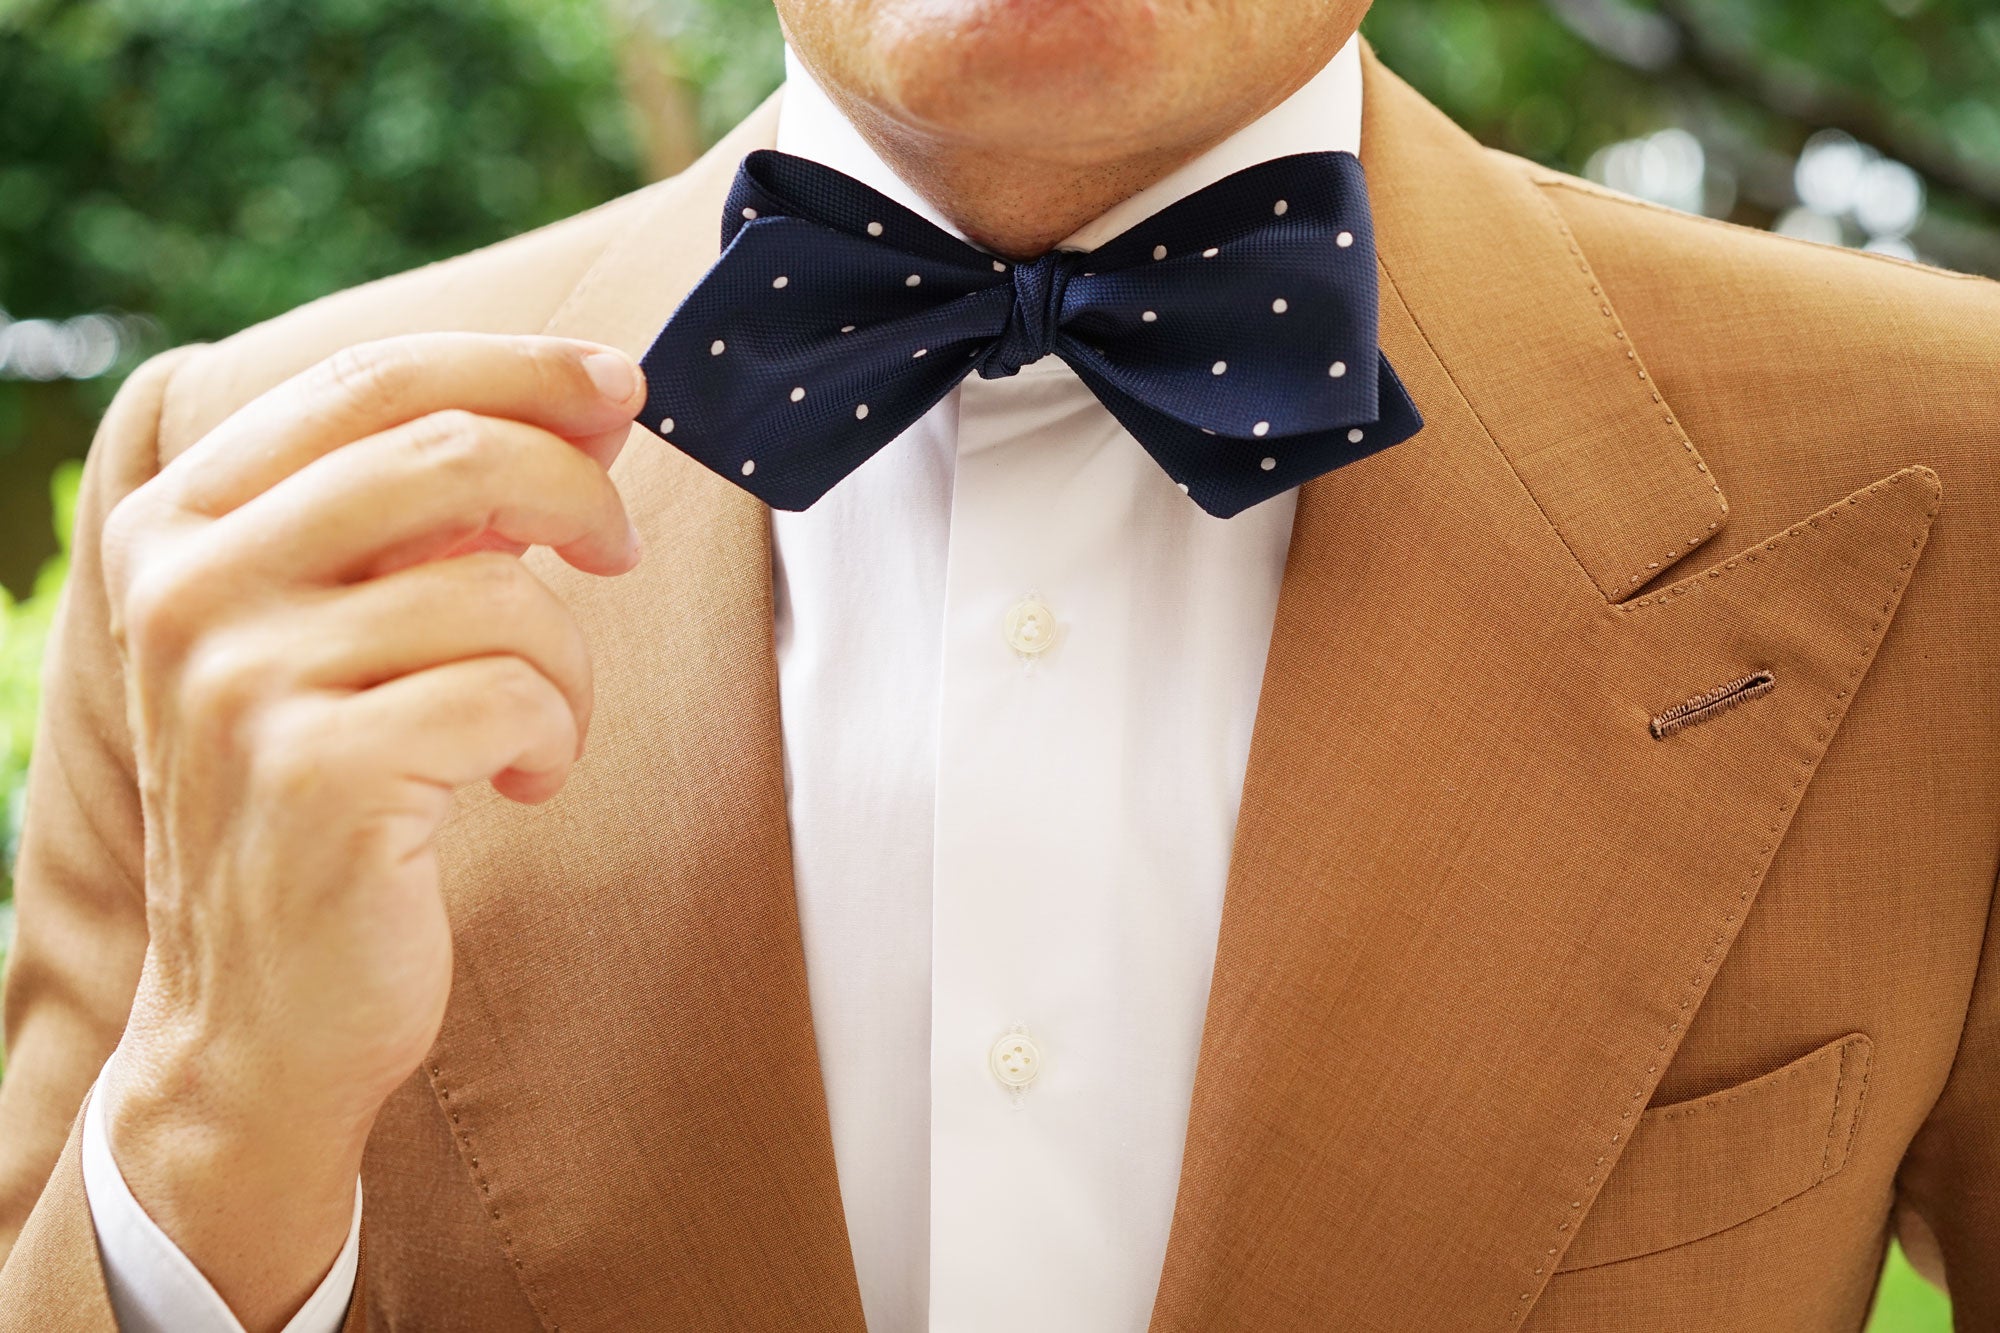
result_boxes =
[1,47,1996,1332]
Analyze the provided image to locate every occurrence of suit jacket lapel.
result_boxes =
[1148,50,1940,1332]
[415,93,870,1331]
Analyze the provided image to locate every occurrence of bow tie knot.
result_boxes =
[979,252,1076,380]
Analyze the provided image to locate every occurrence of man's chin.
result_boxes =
[782,0,1227,159]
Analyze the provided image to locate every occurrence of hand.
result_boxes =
[92,333,646,1330]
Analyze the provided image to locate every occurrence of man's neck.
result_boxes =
[812,84,1309,260]
[777,36,1366,260]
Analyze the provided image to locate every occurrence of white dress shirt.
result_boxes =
[80,35,1363,1333]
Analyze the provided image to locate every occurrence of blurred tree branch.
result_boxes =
[1543,0,2000,272]
[603,0,704,179]
[1647,0,2000,210]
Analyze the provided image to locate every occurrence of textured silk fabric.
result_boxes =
[636,81,1418,517]
[766,40,1355,1332]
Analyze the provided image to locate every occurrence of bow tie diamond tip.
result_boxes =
[638,148,1422,518]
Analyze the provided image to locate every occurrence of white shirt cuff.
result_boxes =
[80,1071,362,1333]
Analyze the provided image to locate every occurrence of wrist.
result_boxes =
[102,1021,377,1178]
[98,1038,372,1333]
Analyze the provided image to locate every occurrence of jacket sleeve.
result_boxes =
[0,346,188,1273]
[0,345,179,1327]
[1894,857,2000,1328]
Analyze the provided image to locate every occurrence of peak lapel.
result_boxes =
[415,94,868,1331]
[1149,49,1942,1332]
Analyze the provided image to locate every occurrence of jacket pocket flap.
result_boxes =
[1557,1032,1873,1272]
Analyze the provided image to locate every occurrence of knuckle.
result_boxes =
[99,490,159,621]
[479,556,564,636]
[559,606,593,712]
[319,340,416,417]
[251,700,353,800]
[454,559,590,719]
[407,409,499,481]
[487,656,571,739]
[455,548,530,597]
[100,486,152,569]
[180,630,283,724]
[120,553,204,661]
[488,654,556,712]
[561,608,593,689]
[525,339,589,406]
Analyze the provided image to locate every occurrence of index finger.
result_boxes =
[164,333,646,516]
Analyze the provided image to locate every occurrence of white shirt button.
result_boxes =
[990,1031,1042,1088]
[1003,596,1057,657]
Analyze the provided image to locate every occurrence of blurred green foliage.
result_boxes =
[630,0,783,144]
[0,0,639,343]
[0,2,1986,1323]
[1872,1241,1956,1332]
[0,457,78,1077]
[1364,0,2000,274]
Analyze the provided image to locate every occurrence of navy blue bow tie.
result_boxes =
[637,148,1422,518]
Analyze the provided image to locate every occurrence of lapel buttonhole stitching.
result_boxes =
[1649,669,1777,740]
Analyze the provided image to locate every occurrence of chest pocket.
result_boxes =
[1557,1032,1873,1271]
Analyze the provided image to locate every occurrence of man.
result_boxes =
[0,0,1994,1328]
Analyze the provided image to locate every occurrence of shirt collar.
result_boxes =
[774,33,1363,256]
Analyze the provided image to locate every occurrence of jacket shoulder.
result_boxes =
[1511,152,2000,363]
[152,180,674,457]
[1505,151,1997,491]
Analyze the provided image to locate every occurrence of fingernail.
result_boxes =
[582,350,641,404]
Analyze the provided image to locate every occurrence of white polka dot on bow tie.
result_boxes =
[1178,482,1190,493]
[1261,456,1276,470]
[856,403,870,419]
[741,459,756,476]
[1272,298,1288,314]
[913,348,928,358]
[742,207,758,220]
[905,273,922,287]
[1273,199,1289,216]
[789,386,805,402]
[1337,231,1355,248]
[772,275,789,289]
[710,340,726,356]
[659,416,674,434]
[1153,244,1168,260]
[1211,361,1228,375]
[1202,247,1219,258]
[867,221,883,236]
[1201,427,1217,435]
[993,260,1008,272]
[841,324,856,333]
[1142,310,1157,322]
[1329,360,1348,377]
[1348,427,1365,443]
[1253,421,1270,436]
